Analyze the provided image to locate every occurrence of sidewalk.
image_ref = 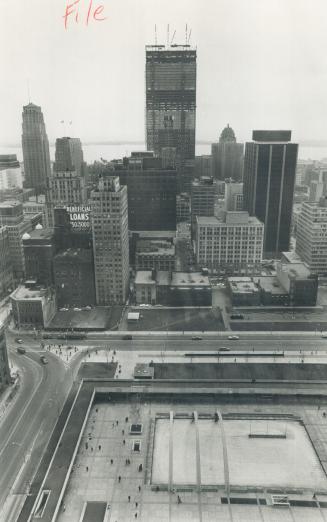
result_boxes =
[0,369,20,423]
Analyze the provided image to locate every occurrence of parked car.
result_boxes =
[122,335,133,340]
[321,333,327,338]
[192,336,202,341]
[40,355,48,364]
[17,346,26,354]
[230,314,244,319]
[219,347,231,351]
[15,338,23,344]
[228,335,240,340]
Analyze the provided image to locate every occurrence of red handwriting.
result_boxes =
[63,0,107,29]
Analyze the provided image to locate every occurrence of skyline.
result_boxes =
[1,0,327,146]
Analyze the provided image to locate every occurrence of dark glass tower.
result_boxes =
[145,44,196,191]
[211,124,244,181]
[243,130,298,257]
[22,103,51,194]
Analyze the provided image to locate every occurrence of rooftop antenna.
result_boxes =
[155,24,157,46]
[167,24,170,48]
[187,28,192,45]
[170,29,176,45]
[185,23,188,45]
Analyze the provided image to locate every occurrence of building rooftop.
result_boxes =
[23,228,54,242]
[134,271,156,285]
[228,277,259,294]
[279,261,311,279]
[54,248,92,261]
[11,285,48,301]
[171,272,210,287]
[136,239,175,256]
[256,276,288,295]
[196,214,263,226]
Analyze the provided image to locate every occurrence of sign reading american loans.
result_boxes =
[65,205,91,229]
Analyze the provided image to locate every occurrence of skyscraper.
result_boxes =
[211,125,243,181]
[22,103,51,193]
[54,137,85,177]
[243,130,298,257]
[145,44,196,191]
[90,176,129,305]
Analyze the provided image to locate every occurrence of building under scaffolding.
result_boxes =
[145,44,197,192]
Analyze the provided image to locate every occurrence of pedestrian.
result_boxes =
[116,420,119,426]
[99,445,101,450]
[110,459,113,464]
[177,495,182,504]
[138,464,143,472]
[85,442,88,450]
[125,459,128,465]
[91,447,93,452]
[134,514,137,519]
[135,502,138,508]
[125,416,129,422]
[123,439,126,445]
[118,476,121,483]
[128,495,131,502]
[122,429,124,435]
[86,466,89,472]
[138,485,141,492]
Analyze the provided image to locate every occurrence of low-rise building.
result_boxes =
[256,276,289,306]
[23,226,55,286]
[276,258,318,306]
[11,283,56,328]
[227,277,260,306]
[135,239,175,272]
[134,270,212,306]
[134,271,156,305]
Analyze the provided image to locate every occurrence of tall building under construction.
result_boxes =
[145,44,197,191]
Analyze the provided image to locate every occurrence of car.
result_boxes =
[321,333,327,338]
[40,355,48,364]
[230,314,244,319]
[228,335,240,340]
[15,338,23,344]
[122,335,133,340]
[17,346,26,354]
[60,307,69,312]
[192,336,202,341]
[218,347,231,351]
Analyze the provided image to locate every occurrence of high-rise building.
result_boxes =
[211,125,243,182]
[243,130,298,257]
[195,211,264,273]
[0,227,14,297]
[145,44,196,191]
[22,103,51,193]
[296,199,327,274]
[53,248,96,307]
[46,170,88,227]
[0,326,11,394]
[0,201,33,279]
[114,153,177,232]
[90,176,129,305]
[54,137,85,177]
[23,225,55,286]
[195,155,212,178]
[191,177,218,237]
[225,180,243,211]
[0,155,23,190]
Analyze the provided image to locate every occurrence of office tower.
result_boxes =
[46,170,88,227]
[145,44,196,191]
[191,177,218,237]
[296,199,327,274]
[90,176,129,305]
[195,211,264,272]
[0,227,14,297]
[211,125,244,182]
[225,179,243,211]
[195,155,212,178]
[54,137,85,177]
[243,130,298,257]
[0,155,23,190]
[0,326,10,394]
[115,152,177,231]
[0,201,32,279]
[22,103,51,193]
[53,248,96,307]
[23,225,55,286]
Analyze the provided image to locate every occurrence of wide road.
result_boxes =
[6,330,327,353]
[0,334,79,521]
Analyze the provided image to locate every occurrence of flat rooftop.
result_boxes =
[171,271,210,287]
[228,277,259,294]
[256,276,288,295]
[134,271,156,285]
[11,285,47,300]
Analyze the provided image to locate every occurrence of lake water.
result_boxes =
[1,143,327,164]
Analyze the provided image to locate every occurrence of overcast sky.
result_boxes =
[1,0,327,145]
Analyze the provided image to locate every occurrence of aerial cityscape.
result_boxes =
[1,1,327,521]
